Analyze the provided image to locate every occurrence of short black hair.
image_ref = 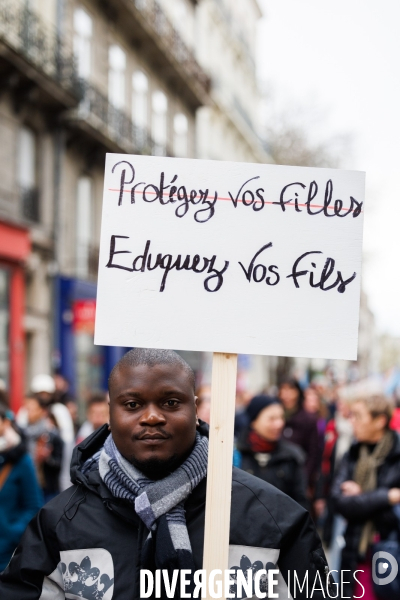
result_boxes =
[108,348,195,392]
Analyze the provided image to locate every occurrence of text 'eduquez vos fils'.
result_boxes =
[111,160,363,224]
[106,239,357,294]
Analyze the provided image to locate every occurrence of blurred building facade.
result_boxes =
[0,0,268,409]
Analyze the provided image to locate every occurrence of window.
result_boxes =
[173,113,188,157]
[73,8,92,79]
[108,45,126,109]
[76,177,92,279]
[132,71,148,148]
[132,71,148,128]
[152,91,167,156]
[18,127,39,222]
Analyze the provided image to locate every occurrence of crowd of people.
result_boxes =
[225,377,400,598]
[1,365,400,598]
[0,374,109,571]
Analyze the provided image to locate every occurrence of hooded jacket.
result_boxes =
[0,436,43,570]
[0,423,332,599]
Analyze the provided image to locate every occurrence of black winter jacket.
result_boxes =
[283,408,320,488]
[236,428,309,510]
[0,424,332,599]
[331,430,400,596]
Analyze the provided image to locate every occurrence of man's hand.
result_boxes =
[388,488,400,505]
[340,480,362,496]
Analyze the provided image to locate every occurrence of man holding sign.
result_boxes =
[0,348,333,599]
[0,154,365,599]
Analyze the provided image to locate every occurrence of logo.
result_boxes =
[55,548,114,600]
[372,551,399,586]
[229,554,277,599]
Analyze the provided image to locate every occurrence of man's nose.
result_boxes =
[139,404,166,425]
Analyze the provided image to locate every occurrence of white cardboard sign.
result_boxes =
[95,154,365,360]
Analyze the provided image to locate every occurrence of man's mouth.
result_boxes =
[138,433,169,441]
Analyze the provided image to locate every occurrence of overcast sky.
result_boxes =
[257,0,400,336]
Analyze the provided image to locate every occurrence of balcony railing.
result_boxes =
[73,81,173,157]
[0,0,80,100]
[133,0,210,96]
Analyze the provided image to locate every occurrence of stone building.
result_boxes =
[0,0,267,409]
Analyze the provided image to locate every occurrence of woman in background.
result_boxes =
[332,394,400,599]
[279,378,320,491]
[0,402,43,571]
[235,395,308,509]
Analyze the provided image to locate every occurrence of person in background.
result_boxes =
[24,397,64,503]
[235,395,309,509]
[303,386,328,459]
[75,393,109,444]
[314,396,354,576]
[234,388,252,437]
[66,400,80,437]
[279,378,320,492]
[332,394,400,599]
[0,402,43,571]
[315,397,353,518]
[53,373,79,436]
[17,375,75,491]
[53,373,74,406]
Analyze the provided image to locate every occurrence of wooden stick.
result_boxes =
[203,352,238,598]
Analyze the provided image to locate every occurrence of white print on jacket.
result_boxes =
[39,548,114,600]
[229,545,292,599]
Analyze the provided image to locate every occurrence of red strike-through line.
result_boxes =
[107,187,363,213]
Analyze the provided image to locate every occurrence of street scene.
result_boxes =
[0,0,399,598]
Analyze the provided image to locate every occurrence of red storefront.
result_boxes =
[0,221,30,412]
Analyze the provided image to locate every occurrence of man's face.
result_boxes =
[350,400,386,442]
[109,363,197,477]
[88,402,110,430]
[26,398,46,424]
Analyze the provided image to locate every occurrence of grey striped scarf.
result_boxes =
[99,432,208,595]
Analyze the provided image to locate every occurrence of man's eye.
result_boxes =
[126,401,139,409]
[164,399,179,407]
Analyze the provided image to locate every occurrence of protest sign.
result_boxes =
[95,154,365,598]
[95,154,365,360]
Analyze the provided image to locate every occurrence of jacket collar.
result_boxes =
[348,429,400,461]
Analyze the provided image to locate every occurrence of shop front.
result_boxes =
[55,276,127,408]
[0,221,30,411]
